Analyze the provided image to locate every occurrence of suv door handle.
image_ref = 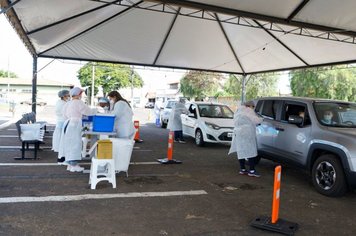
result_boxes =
[276,127,284,131]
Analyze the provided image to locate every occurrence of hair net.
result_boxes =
[98,97,109,103]
[58,89,69,98]
[70,87,83,96]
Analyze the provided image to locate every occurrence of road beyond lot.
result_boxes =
[0,107,355,236]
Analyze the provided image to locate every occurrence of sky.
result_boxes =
[0,14,290,93]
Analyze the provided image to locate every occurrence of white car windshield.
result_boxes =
[165,101,177,109]
[314,102,356,127]
[198,104,233,119]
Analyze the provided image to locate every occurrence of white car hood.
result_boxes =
[200,117,234,128]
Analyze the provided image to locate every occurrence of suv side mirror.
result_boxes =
[288,115,303,125]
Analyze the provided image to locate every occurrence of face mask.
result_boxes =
[103,106,109,111]
[324,115,332,122]
[110,100,114,106]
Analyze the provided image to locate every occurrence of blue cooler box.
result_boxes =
[92,114,115,132]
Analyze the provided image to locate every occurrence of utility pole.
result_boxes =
[241,75,247,104]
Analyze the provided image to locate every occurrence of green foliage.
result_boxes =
[224,73,279,100]
[0,70,17,78]
[77,62,144,97]
[290,67,356,101]
[179,71,222,100]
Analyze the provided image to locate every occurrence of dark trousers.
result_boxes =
[174,130,183,141]
[239,157,256,171]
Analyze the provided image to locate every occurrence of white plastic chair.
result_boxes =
[88,142,116,189]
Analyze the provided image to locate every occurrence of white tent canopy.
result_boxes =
[2,0,356,74]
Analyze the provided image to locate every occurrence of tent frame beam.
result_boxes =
[253,20,309,66]
[153,7,181,65]
[145,0,356,45]
[38,54,356,76]
[215,13,245,75]
[27,0,123,35]
[38,0,144,56]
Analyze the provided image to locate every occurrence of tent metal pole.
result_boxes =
[91,63,95,106]
[32,56,38,114]
[241,75,246,103]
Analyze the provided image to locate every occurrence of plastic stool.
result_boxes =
[89,158,116,189]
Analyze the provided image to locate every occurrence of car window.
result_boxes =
[314,102,356,127]
[188,104,197,118]
[198,104,233,118]
[165,101,177,109]
[260,100,276,119]
[281,102,310,125]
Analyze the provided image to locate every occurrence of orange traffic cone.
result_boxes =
[250,165,298,235]
[157,131,182,164]
[134,120,143,143]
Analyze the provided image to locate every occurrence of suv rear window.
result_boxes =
[258,100,278,119]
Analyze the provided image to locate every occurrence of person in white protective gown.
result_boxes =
[228,100,263,177]
[154,99,162,126]
[167,98,188,143]
[59,87,94,172]
[96,97,110,114]
[108,91,135,139]
[52,89,70,165]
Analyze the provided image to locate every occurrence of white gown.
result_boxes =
[167,102,188,131]
[228,106,263,159]
[52,99,66,152]
[110,101,135,139]
[58,99,93,162]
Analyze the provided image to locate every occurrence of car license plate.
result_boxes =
[227,132,233,138]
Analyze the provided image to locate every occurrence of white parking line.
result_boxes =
[0,162,160,166]
[0,146,53,149]
[0,190,208,204]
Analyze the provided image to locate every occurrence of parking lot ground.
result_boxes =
[0,107,355,235]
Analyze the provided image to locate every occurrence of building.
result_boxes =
[0,77,73,105]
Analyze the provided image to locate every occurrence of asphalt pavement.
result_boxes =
[0,106,355,236]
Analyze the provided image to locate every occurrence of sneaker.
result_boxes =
[174,139,179,143]
[69,165,85,172]
[248,170,261,177]
[178,140,186,143]
[239,169,248,175]
[57,157,66,165]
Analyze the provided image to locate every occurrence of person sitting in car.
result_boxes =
[321,110,335,125]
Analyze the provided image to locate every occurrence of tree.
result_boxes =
[290,66,356,101]
[77,62,144,97]
[0,70,17,78]
[179,71,223,100]
[224,73,279,101]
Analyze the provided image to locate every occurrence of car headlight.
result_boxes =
[205,122,220,130]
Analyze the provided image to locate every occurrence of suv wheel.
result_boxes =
[311,154,347,197]
[195,129,205,147]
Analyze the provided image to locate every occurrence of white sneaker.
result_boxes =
[69,165,84,172]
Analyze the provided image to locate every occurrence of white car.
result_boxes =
[160,100,178,128]
[181,102,234,146]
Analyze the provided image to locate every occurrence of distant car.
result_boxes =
[181,102,234,146]
[20,99,47,106]
[145,102,154,109]
[160,100,178,128]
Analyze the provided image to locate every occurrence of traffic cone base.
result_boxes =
[250,216,298,235]
[157,158,182,164]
